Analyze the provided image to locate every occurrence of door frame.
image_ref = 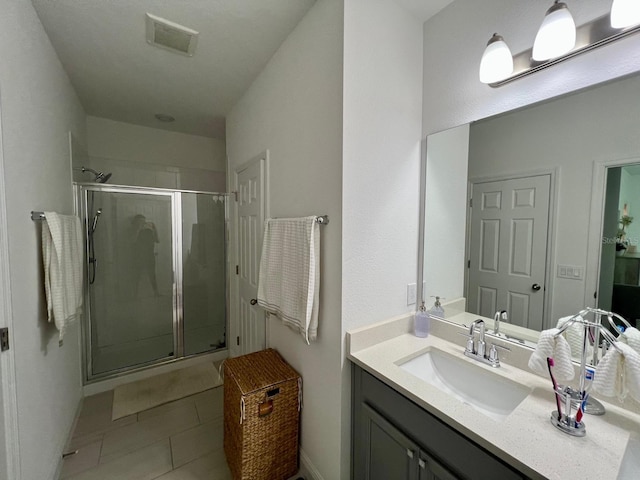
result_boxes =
[466,168,558,330]
[0,93,21,479]
[585,155,640,310]
[229,151,269,358]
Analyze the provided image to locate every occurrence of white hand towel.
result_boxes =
[528,328,575,381]
[257,217,320,344]
[592,342,640,402]
[556,315,591,359]
[42,212,84,340]
[620,327,640,355]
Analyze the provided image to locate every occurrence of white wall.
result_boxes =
[343,0,424,329]
[468,74,640,321]
[0,1,87,478]
[226,1,344,478]
[85,116,226,191]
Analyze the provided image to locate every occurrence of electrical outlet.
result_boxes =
[407,283,417,305]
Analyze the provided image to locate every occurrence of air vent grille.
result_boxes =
[145,13,199,56]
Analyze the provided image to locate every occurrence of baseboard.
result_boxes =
[49,394,84,480]
[299,448,325,480]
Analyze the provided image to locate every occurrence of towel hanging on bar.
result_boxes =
[257,216,320,344]
[40,212,84,340]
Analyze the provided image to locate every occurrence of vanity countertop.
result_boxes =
[347,315,640,480]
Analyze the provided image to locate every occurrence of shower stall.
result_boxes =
[77,183,228,381]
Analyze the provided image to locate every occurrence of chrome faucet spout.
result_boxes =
[494,310,507,336]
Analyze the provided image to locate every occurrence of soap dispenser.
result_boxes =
[414,301,429,338]
[427,296,445,320]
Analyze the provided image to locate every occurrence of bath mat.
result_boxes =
[112,361,223,420]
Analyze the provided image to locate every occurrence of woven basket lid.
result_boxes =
[225,348,300,395]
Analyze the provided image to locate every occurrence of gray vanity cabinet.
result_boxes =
[352,364,528,480]
[362,403,420,480]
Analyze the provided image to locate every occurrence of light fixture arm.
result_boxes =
[487,13,640,87]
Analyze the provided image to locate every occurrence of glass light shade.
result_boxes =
[532,2,576,61]
[479,34,514,84]
[611,0,640,28]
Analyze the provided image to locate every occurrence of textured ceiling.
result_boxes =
[31,0,316,139]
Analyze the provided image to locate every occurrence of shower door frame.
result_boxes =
[76,183,229,383]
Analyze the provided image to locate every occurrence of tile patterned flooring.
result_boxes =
[60,386,232,479]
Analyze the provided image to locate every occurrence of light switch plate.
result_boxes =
[557,264,583,280]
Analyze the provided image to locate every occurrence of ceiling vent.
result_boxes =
[145,13,199,57]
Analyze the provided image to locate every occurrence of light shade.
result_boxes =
[532,1,576,61]
[479,34,514,84]
[611,0,640,28]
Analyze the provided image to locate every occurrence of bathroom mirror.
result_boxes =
[422,72,640,347]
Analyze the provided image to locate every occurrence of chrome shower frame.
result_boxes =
[75,182,231,384]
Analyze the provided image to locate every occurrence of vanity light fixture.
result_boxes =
[532,1,576,61]
[479,34,514,84]
[480,0,640,87]
[611,0,640,29]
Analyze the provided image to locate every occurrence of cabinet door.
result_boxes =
[362,403,419,480]
[419,452,460,480]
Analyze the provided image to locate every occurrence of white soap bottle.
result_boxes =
[427,296,445,320]
[414,301,430,338]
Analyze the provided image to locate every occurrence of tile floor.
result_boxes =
[60,386,232,479]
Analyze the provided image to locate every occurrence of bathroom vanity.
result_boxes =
[348,314,640,480]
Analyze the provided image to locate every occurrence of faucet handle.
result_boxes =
[488,343,510,363]
[457,332,474,353]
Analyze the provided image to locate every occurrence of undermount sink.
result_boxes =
[398,348,531,422]
[617,435,640,479]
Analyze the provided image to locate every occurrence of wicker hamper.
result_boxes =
[223,348,302,480]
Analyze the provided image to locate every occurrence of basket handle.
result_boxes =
[258,399,273,417]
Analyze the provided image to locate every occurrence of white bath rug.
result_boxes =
[112,361,223,420]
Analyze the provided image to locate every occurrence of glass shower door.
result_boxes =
[86,188,176,376]
[181,193,227,355]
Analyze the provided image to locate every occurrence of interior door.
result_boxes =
[467,175,551,330]
[235,158,266,355]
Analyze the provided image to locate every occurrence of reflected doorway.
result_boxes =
[599,164,640,326]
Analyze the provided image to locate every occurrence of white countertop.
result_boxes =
[347,315,640,480]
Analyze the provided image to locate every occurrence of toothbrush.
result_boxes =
[576,366,596,424]
[547,357,562,420]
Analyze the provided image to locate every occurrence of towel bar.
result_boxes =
[31,211,45,221]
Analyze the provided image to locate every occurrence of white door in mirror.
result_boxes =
[468,174,551,331]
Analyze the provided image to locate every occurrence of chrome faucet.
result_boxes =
[462,319,509,368]
[493,310,508,336]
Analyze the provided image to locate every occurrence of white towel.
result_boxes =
[592,342,640,402]
[620,327,640,355]
[556,315,591,359]
[257,217,320,344]
[42,212,84,340]
[528,328,575,381]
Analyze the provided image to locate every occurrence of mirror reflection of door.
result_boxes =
[467,174,551,331]
[599,164,640,326]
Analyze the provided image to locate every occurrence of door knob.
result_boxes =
[250,299,258,305]
[532,284,541,291]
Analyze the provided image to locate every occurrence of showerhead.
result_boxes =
[81,166,112,183]
[91,208,102,233]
